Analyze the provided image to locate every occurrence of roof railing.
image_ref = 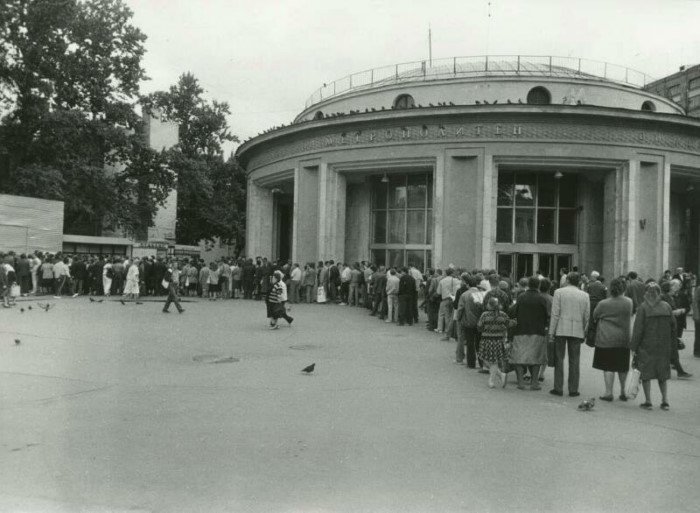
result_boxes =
[304,55,655,109]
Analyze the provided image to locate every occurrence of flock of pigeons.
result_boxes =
[245,97,585,141]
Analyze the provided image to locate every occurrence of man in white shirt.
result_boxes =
[409,265,423,323]
[289,263,302,304]
[436,269,461,333]
[385,269,400,322]
[30,252,42,295]
[339,264,351,305]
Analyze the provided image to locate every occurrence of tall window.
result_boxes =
[496,171,578,244]
[371,173,432,270]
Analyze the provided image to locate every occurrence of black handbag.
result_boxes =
[584,319,597,348]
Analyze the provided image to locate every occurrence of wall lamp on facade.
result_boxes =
[554,171,563,179]
[639,218,647,230]
[271,187,283,195]
[381,173,389,183]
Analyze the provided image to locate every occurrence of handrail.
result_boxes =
[304,55,655,109]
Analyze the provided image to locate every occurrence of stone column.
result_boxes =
[480,154,495,269]
[610,158,670,278]
[292,165,320,264]
[432,154,444,268]
[246,179,274,258]
[317,163,346,261]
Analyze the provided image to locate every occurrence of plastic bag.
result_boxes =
[316,286,326,303]
[625,368,641,399]
[10,284,21,298]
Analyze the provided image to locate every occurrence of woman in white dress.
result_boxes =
[123,257,140,300]
[103,259,113,297]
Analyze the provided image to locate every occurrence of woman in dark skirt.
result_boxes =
[591,278,633,401]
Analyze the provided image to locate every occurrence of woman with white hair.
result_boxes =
[630,283,675,410]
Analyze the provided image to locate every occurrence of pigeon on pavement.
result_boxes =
[15,339,20,345]
[301,363,315,374]
[578,398,596,411]
[20,308,25,313]
[89,297,95,302]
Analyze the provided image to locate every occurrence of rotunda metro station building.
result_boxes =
[236,56,700,279]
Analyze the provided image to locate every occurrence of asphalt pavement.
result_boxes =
[1,296,699,512]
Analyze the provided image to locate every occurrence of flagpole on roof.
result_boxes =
[428,24,432,67]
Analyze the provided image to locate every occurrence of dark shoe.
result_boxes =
[288,317,293,325]
[569,392,580,397]
[619,394,628,402]
[660,402,670,411]
[677,372,693,379]
[549,389,563,396]
[599,395,613,402]
[639,402,652,410]
[162,309,170,313]
[178,309,185,314]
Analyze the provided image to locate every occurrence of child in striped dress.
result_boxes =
[477,297,517,388]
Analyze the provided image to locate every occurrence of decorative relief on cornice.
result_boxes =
[246,121,700,170]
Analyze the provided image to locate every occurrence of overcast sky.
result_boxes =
[126,0,700,155]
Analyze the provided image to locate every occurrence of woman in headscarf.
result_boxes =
[509,276,549,390]
[630,282,676,410]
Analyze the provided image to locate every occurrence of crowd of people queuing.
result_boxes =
[254,258,698,410]
[2,249,699,408]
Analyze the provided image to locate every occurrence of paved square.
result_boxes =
[1,298,699,512]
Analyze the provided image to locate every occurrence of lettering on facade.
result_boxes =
[246,121,700,170]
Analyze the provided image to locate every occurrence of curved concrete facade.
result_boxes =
[238,73,700,280]
[295,76,682,122]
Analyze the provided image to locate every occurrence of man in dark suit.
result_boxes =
[397,267,415,326]
[16,254,31,295]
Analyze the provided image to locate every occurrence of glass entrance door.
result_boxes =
[497,252,571,280]
[497,252,533,280]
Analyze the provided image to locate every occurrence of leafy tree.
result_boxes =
[0,0,173,237]
[143,73,245,250]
